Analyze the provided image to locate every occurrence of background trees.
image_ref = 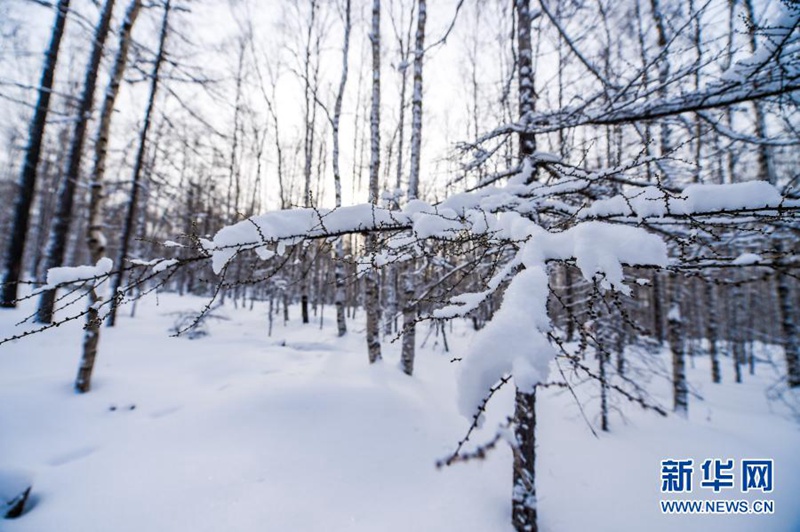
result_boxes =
[1,0,70,308]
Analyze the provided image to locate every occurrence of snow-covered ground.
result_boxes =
[1,293,799,532]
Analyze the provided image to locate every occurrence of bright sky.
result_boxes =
[0,0,503,213]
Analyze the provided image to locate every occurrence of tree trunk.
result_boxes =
[1,0,70,308]
[731,278,746,384]
[76,0,142,393]
[36,0,116,324]
[743,0,777,186]
[365,0,382,364]
[776,241,800,387]
[400,266,417,374]
[649,0,673,171]
[400,0,426,376]
[107,0,171,327]
[300,0,320,325]
[226,40,246,223]
[512,2,539,531]
[651,272,664,343]
[668,278,688,415]
[564,266,575,342]
[704,280,721,383]
[599,347,609,431]
[516,0,536,161]
[512,388,537,532]
[332,0,351,337]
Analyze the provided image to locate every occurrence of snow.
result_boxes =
[455,221,667,416]
[200,178,789,287]
[520,0,799,136]
[433,290,491,319]
[681,181,784,213]
[1,294,799,531]
[206,205,411,274]
[45,257,113,288]
[732,253,763,266]
[528,222,669,292]
[129,258,162,267]
[151,259,178,273]
[0,295,507,532]
[411,208,463,239]
[208,197,667,416]
[456,266,553,416]
[129,258,178,273]
[531,151,561,163]
[84,175,785,515]
[584,182,786,220]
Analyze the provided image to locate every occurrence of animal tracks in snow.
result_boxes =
[46,446,97,467]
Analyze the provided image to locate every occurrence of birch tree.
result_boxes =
[1,0,70,308]
[365,0,383,363]
[333,0,352,337]
[77,0,143,393]
[36,0,117,324]
[400,0,425,376]
[300,0,322,325]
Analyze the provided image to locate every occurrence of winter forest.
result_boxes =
[0,0,798,530]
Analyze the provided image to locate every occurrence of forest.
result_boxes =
[0,0,798,530]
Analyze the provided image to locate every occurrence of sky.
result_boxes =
[0,0,499,213]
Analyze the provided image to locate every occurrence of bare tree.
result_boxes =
[36,0,117,324]
[400,0,426,376]
[365,0,383,364]
[77,0,143,393]
[333,0,352,337]
[1,0,70,307]
[512,1,538,530]
[107,0,172,327]
[300,0,322,324]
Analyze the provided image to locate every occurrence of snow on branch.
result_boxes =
[45,257,113,289]
[454,222,667,417]
[475,2,799,139]
[581,181,794,220]
[204,204,413,273]
[170,161,794,420]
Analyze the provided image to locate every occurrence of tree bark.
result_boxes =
[668,279,688,415]
[743,0,777,186]
[776,241,800,387]
[704,280,721,383]
[516,0,536,161]
[512,387,537,532]
[226,40,246,223]
[651,272,664,343]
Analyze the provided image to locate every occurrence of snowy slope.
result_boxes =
[0,294,798,532]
